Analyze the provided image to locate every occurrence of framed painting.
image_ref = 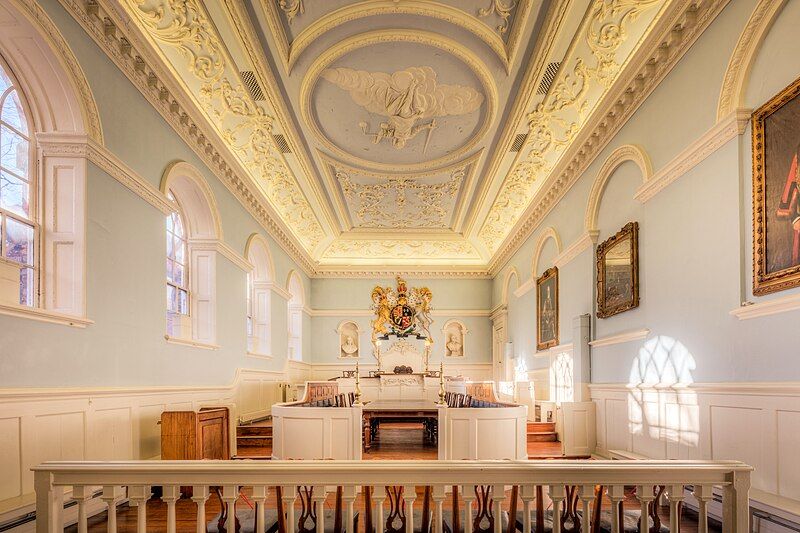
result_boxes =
[536,266,559,351]
[596,221,640,318]
[753,75,800,294]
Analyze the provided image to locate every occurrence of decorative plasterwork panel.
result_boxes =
[263,0,534,73]
[321,152,480,231]
[478,0,665,254]
[301,29,498,173]
[321,239,482,263]
[118,0,327,250]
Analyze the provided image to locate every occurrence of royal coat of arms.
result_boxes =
[371,276,433,342]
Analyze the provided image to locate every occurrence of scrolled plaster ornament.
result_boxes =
[321,66,484,150]
[323,239,480,260]
[478,0,517,35]
[336,166,464,228]
[478,0,661,253]
[277,0,304,24]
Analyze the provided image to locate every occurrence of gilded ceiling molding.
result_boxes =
[300,29,498,173]
[286,1,533,73]
[11,0,104,144]
[55,0,317,275]
[478,0,663,254]
[584,144,651,233]
[218,0,339,235]
[716,0,787,121]
[531,226,562,278]
[118,0,327,251]
[464,0,568,235]
[486,0,730,276]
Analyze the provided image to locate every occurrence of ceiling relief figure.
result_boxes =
[320,66,484,151]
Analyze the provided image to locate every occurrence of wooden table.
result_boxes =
[362,400,441,451]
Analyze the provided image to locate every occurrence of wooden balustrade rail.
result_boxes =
[32,459,752,533]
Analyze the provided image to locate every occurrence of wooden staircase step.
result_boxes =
[236,435,272,447]
[237,425,273,437]
[527,431,558,443]
[527,422,555,432]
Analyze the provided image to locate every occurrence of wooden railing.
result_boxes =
[33,459,752,533]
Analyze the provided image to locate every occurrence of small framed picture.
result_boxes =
[536,267,559,351]
[596,221,639,318]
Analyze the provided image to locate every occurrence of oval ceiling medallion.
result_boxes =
[301,29,497,172]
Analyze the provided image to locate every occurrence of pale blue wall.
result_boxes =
[308,277,493,363]
[0,0,312,387]
[494,0,800,384]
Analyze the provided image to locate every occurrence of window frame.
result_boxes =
[0,55,39,308]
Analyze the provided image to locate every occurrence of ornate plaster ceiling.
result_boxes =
[108,0,681,275]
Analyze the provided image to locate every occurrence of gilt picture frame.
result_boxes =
[752,75,800,295]
[536,266,559,351]
[596,221,639,318]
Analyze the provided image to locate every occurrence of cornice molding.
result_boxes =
[553,231,598,269]
[311,267,492,279]
[730,293,800,320]
[265,282,292,301]
[487,0,731,276]
[305,308,491,318]
[514,278,535,298]
[36,133,173,214]
[634,109,750,203]
[588,328,650,348]
[189,239,253,272]
[56,0,318,276]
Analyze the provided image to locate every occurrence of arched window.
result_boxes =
[0,58,35,307]
[245,234,274,356]
[166,191,189,337]
[287,271,304,361]
[160,162,222,346]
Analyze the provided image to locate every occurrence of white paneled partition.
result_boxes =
[0,368,285,519]
[591,383,800,501]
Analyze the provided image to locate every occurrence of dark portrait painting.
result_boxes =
[536,267,558,351]
[753,75,800,294]
[596,222,640,318]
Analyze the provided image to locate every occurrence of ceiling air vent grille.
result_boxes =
[537,62,561,95]
[273,134,291,154]
[240,70,265,101]
[510,133,528,152]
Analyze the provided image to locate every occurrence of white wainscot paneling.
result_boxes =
[777,410,800,500]
[591,383,800,503]
[0,369,284,516]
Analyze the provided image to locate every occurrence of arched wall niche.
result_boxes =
[0,0,103,142]
[531,227,562,279]
[337,320,360,359]
[442,319,468,358]
[160,161,222,240]
[245,233,275,283]
[286,270,306,307]
[584,144,652,234]
[717,0,789,120]
[500,267,520,307]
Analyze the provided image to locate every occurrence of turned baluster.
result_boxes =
[692,485,713,533]
[102,485,124,533]
[128,485,151,533]
[161,485,180,533]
